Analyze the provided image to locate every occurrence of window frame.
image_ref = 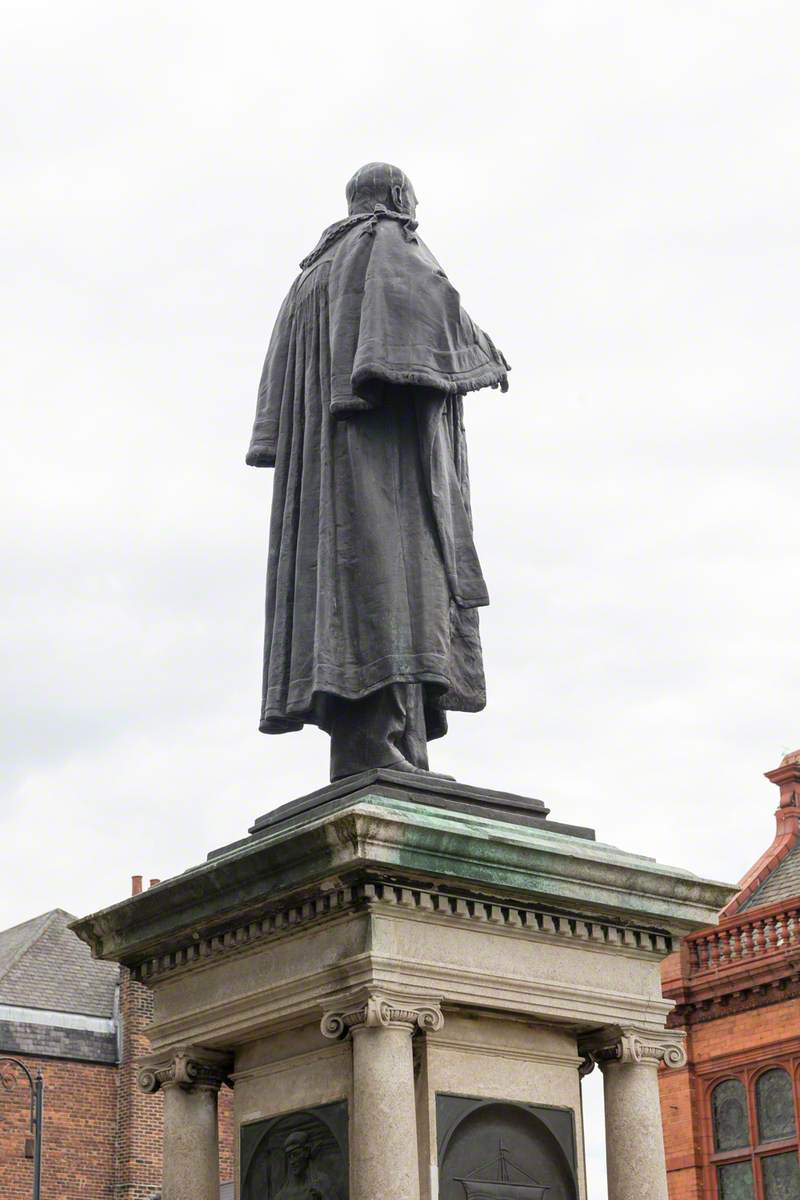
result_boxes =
[707,1061,800,1200]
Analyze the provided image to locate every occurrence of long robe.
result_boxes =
[247,208,509,741]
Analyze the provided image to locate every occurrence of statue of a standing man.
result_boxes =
[247,163,509,781]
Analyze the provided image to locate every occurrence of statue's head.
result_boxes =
[346,162,417,220]
[284,1130,311,1177]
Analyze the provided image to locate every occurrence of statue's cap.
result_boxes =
[285,1130,310,1150]
[346,162,415,215]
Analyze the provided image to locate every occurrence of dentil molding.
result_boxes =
[130,879,672,985]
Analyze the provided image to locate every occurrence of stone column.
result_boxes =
[581,1029,686,1200]
[138,1044,232,1200]
[322,992,444,1200]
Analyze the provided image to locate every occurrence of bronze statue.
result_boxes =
[247,162,509,780]
[273,1130,338,1200]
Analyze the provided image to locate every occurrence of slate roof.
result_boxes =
[0,1018,118,1063]
[0,909,118,1017]
[741,843,800,911]
[0,909,52,982]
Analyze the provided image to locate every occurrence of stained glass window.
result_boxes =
[713,1079,750,1152]
[756,1070,796,1144]
[762,1150,800,1199]
[717,1161,755,1200]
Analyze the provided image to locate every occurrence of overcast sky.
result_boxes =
[3,2,800,1192]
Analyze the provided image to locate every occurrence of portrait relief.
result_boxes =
[240,1103,348,1200]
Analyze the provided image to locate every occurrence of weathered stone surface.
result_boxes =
[161,1082,220,1200]
[351,1023,419,1200]
[71,781,736,1200]
[71,788,734,973]
[600,1051,670,1200]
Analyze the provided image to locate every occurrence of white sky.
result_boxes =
[3,2,800,1193]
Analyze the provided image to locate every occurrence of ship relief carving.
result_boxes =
[456,1140,549,1199]
[437,1096,578,1200]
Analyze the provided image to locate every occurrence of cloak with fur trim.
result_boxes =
[247,209,509,738]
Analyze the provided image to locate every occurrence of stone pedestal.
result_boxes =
[73,769,734,1199]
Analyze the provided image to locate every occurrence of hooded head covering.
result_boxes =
[346,162,417,218]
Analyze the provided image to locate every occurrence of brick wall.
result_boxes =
[0,1055,117,1200]
[1,970,236,1200]
[660,994,800,1200]
[117,968,235,1198]
[659,1056,705,1200]
[219,1084,235,1182]
[687,995,800,1061]
[115,969,163,1200]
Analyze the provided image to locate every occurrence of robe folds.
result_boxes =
[247,208,509,740]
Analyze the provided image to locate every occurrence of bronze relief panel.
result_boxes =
[436,1094,578,1200]
[240,1101,348,1199]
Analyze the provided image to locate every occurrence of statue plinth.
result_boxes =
[208,768,595,858]
[72,778,733,1200]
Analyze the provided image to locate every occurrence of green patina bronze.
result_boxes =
[72,784,734,971]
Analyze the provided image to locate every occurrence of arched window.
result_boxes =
[713,1079,750,1152]
[709,1067,800,1200]
[713,1080,754,1199]
[756,1070,795,1144]
[756,1069,800,1199]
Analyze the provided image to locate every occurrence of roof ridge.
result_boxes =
[0,910,61,985]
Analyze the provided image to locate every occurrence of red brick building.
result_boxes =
[0,901,234,1199]
[659,751,800,1200]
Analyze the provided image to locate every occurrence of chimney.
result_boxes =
[721,749,800,916]
[765,749,800,835]
[131,875,143,896]
[148,878,161,888]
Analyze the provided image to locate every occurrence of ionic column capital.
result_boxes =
[579,1027,686,1074]
[137,1044,233,1094]
[320,991,444,1040]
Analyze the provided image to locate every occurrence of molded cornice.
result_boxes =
[71,794,735,971]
